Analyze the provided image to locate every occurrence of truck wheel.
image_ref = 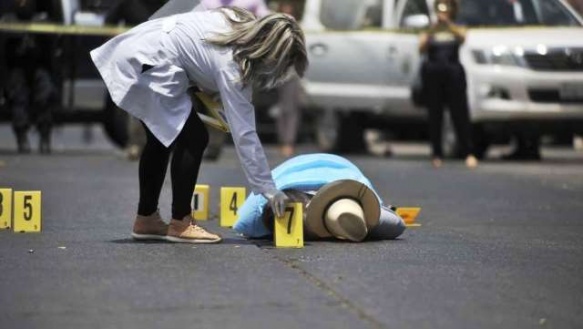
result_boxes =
[102,96,128,148]
[316,111,365,153]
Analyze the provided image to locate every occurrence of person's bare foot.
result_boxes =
[465,155,478,168]
[281,145,294,157]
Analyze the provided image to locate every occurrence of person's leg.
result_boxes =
[446,65,478,168]
[424,67,445,164]
[32,67,56,154]
[446,67,473,158]
[131,122,173,240]
[166,111,221,243]
[368,206,406,240]
[7,68,31,153]
[137,123,172,216]
[170,111,209,220]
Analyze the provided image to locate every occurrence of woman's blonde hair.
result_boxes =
[206,7,308,90]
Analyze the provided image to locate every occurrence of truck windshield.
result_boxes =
[457,0,581,27]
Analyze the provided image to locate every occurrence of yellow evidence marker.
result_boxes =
[0,188,13,229]
[13,191,42,233]
[274,203,304,248]
[220,187,246,227]
[396,207,422,227]
[192,185,210,220]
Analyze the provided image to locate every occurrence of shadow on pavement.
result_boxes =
[109,237,255,245]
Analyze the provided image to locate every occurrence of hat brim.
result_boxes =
[305,180,380,238]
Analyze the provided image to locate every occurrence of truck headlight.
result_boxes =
[472,46,525,67]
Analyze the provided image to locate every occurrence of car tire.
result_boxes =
[316,110,366,153]
[102,96,129,148]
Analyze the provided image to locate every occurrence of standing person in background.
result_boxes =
[275,0,302,157]
[105,0,168,160]
[2,0,59,154]
[419,0,478,168]
[91,7,308,243]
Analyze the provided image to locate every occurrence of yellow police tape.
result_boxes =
[0,22,128,36]
[1,22,567,37]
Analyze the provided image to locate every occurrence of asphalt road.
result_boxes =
[0,126,582,329]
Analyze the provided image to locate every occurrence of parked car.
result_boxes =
[301,0,583,156]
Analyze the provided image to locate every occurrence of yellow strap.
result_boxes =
[194,92,230,133]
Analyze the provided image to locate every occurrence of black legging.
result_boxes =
[138,111,209,219]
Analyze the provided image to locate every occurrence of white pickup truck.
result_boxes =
[300,0,583,157]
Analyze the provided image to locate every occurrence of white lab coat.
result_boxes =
[90,10,276,195]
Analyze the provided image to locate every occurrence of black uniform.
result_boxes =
[105,0,167,25]
[422,30,473,158]
[2,0,59,154]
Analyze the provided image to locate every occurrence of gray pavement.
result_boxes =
[1,125,582,329]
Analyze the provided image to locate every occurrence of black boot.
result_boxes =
[39,132,52,154]
[15,130,31,154]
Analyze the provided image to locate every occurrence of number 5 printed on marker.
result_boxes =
[14,191,41,233]
[24,195,33,221]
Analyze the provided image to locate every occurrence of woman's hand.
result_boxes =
[436,13,466,43]
[264,189,290,218]
[437,12,451,25]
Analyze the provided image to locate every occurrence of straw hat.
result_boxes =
[304,180,380,240]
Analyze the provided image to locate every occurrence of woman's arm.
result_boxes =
[438,12,466,43]
[418,32,429,53]
[215,66,277,196]
[445,21,466,43]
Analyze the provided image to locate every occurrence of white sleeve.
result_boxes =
[216,67,277,195]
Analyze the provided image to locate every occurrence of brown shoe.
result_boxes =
[166,217,222,244]
[131,211,168,240]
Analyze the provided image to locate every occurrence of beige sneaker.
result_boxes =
[132,211,169,240]
[166,217,222,244]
